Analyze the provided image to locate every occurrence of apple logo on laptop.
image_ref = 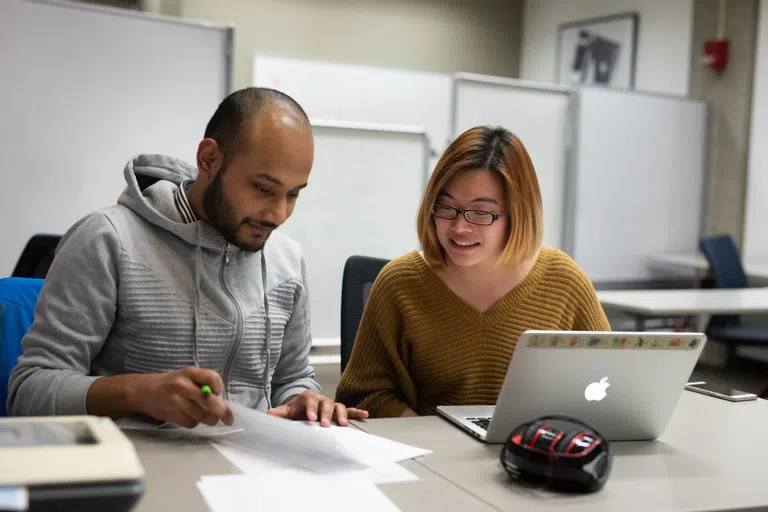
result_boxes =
[584,377,610,401]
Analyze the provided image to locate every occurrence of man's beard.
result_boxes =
[202,168,274,252]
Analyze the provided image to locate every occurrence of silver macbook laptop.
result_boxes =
[436,330,706,443]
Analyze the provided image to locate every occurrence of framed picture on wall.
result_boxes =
[556,13,638,89]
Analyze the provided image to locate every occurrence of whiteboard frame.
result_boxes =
[253,52,452,160]
[563,85,711,285]
[27,0,236,94]
[310,118,431,192]
[305,120,430,348]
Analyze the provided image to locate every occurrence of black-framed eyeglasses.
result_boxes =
[431,203,507,226]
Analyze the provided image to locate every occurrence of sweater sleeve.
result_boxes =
[334,266,417,418]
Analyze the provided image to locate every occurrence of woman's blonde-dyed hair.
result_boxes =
[416,125,543,269]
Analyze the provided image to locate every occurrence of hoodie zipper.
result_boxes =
[220,243,244,399]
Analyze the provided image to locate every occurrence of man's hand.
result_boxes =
[267,390,369,427]
[130,367,234,428]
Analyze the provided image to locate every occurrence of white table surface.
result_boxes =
[352,392,768,512]
[127,425,493,512]
[597,287,768,316]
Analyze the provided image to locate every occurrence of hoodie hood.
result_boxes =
[117,153,225,251]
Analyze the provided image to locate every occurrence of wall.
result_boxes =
[147,0,524,91]
[690,0,759,249]
[520,0,694,95]
[744,0,768,259]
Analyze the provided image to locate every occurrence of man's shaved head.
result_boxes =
[203,87,310,161]
[188,87,314,253]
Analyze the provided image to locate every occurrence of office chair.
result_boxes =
[0,277,44,416]
[699,234,768,364]
[340,255,390,373]
[11,234,62,278]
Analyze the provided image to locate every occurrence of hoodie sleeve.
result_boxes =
[270,256,321,406]
[7,212,120,416]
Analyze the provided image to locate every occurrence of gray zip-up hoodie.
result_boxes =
[8,154,320,416]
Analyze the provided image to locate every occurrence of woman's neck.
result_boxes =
[442,251,540,291]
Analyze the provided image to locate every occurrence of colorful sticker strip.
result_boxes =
[526,334,703,350]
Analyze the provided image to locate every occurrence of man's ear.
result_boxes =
[196,138,221,181]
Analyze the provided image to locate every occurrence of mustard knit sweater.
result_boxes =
[335,247,611,418]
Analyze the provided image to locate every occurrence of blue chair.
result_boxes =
[699,234,768,364]
[0,277,44,416]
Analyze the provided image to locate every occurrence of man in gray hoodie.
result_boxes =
[7,87,368,428]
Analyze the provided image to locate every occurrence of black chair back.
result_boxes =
[12,234,62,279]
[340,255,390,373]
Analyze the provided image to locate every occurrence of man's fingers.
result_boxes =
[193,395,235,425]
[200,395,233,425]
[302,393,319,422]
[267,404,291,418]
[346,408,369,420]
[172,374,232,422]
[333,403,348,427]
[182,366,225,396]
[318,397,334,427]
[174,411,200,429]
[177,396,217,426]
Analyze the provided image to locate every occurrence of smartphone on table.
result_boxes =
[685,381,758,402]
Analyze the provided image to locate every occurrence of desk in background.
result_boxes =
[651,253,768,281]
[353,392,768,512]
[597,288,768,331]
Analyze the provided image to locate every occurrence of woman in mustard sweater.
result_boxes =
[335,125,611,418]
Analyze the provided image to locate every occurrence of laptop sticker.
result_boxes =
[527,334,702,350]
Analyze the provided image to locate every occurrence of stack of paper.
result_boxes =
[196,471,401,512]
[120,401,430,511]
[206,402,430,473]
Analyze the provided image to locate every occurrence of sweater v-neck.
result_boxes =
[409,248,553,325]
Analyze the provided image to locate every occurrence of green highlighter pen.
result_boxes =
[201,385,212,399]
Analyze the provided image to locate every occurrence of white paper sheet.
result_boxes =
[215,402,370,472]
[119,400,430,474]
[211,441,419,484]
[322,424,431,466]
[197,471,401,512]
[210,442,294,473]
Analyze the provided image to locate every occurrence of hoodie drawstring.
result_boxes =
[192,223,202,367]
[190,230,273,409]
[261,250,273,410]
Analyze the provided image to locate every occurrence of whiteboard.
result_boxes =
[252,54,451,172]
[0,0,232,276]
[279,121,428,345]
[565,87,709,283]
[453,73,571,249]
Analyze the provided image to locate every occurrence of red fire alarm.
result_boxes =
[702,39,729,71]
